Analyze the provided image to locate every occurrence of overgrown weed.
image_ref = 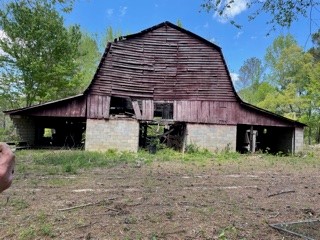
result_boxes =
[14,145,320,174]
[264,148,320,167]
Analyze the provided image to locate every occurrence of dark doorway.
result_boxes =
[34,117,86,149]
[236,124,294,154]
[139,122,186,152]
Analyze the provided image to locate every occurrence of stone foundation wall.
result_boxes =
[85,118,139,152]
[12,116,35,145]
[186,124,236,152]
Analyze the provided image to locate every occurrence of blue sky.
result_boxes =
[64,0,319,81]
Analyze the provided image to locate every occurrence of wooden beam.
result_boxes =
[132,100,142,120]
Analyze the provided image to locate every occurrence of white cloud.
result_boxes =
[235,31,243,39]
[119,6,128,17]
[106,8,114,18]
[214,0,248,23]
[230,72,239,82]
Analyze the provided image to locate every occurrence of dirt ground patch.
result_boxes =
[1,153,320,239]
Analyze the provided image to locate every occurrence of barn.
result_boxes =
[4,21,305,154]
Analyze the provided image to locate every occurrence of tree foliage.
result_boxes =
[309,29,320,62]
[237,57,264,89]
[0,0,81,107]
[104,26,122,46]
[73,32,100,92]
[265,35,311,91]
[201,0,319,30]
[238,33,320,144]
[176,19,183,28]
[236,57,270,105]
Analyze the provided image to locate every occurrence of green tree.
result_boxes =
[176,19,183,28]
[236,57,269,104]
[72,32,100,92]
[0,0,81,107]
[103,26,122,48]
[239,82,276,106]
[237,57,264,89]
[264,35,297,90]
[201,0,319,31]
[304,62,320,143]
[309,29,320,61]
[306,29,320,143]
[263,37,313,117]
[261,35,320,143]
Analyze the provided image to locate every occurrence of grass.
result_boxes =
[9,198,29,211]
[17,211,55,240]
[14,145,320,176]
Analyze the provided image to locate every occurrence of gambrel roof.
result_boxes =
[85,21,239,101]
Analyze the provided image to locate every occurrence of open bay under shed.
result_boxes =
[4,22,305,154]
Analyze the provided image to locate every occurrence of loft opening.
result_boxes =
[110,96,134,117]
[154,102,173,120]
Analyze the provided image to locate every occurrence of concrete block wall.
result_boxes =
[276,127,304,154]
[12,116,36,145]
[275,128,294,154]
[294,127,304,153]
[186,123,236,152]
[85,118,139,152]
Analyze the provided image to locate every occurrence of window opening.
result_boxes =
[110,97,134,116]
[154,102,173,119]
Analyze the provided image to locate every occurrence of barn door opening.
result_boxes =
[236,124,294,154]
[35,117,86,149]
[139,122,186,152]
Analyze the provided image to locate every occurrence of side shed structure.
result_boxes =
[5,22,305,154]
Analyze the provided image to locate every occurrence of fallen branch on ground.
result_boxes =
[267,190,295,198]
[58,198,116,211]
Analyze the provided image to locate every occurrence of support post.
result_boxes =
[249,126,256,153]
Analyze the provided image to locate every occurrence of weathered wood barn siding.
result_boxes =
[87,23,237,102]
[86,94,110,119]
[173,101,299,127]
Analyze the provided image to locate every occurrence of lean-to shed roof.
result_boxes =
[4,94,86,117]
